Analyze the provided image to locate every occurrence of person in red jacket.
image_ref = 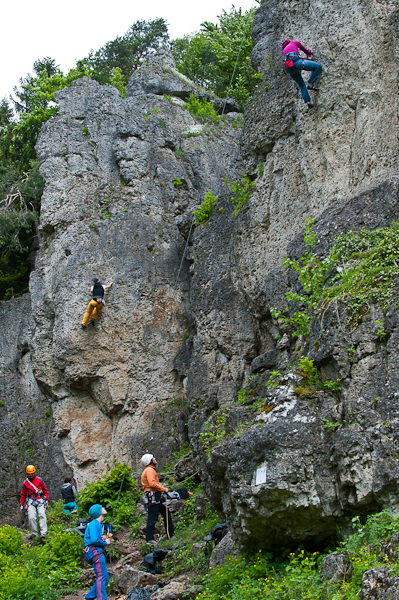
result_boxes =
[20,465,49,538]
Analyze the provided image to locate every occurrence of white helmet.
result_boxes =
[141,453,154,466]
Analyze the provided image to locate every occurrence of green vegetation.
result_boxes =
[80,18,169,87]
[172,6,257,110]
[0,521,82,599]
[78,462,141,527]
[199,409,227,456]
[225,172,255,215]
[197,510,399,600]
[193,191,218,225]
[271,220,399,337]
[267,370,283,391]
[185,94,220,124]
[159,485,219,580]
[293,357,341,398]
[0,161,43,299]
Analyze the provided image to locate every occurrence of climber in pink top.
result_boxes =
[282,38,322,109]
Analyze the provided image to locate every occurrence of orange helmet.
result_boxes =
[26,465,35,474]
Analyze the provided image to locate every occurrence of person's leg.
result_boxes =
[37,503,47,537]
[63,502,76,514]
[82,300,96,326]
[302,60,322,84]
[91,302,103,321]
[27,503,38,537]
[289,70,311,103]
[159,503,174,539]
[146,503,160,541]
[84,549,97,599]
[93,554,108,600]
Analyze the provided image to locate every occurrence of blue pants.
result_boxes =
[84,547,109,600]
[63,501,78,514]
[288,59,322,103]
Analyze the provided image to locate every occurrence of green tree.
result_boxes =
[84,18,169,86]
[4,59,93,171]
[172,6,257,110]
[0,161,44,299]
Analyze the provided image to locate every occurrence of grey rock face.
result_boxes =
[1,0,398,558]
[31,54,244,487]
[360,567,399,600]
[236,0,399,307]
[0,296,68,525]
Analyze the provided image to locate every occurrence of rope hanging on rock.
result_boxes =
[219,0,256,123]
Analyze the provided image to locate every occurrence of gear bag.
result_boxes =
[203,520,228,545]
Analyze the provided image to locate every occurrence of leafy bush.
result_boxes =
[271,220,399,337]
[225,173,255,215]
[199,409,227,456]
[172,7,256,110]
[0,527,22,556]
[78,462,141,525]
[185,94,219,124]
[0,574,58,600]
[0,525,82,599]
[193,191,218,225]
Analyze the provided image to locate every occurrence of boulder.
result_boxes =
[209,532,237,569]
[115,568,159,593]
[320,551,352,583]
[150,581,187,600]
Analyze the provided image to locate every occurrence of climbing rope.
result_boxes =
[219,0,256,122]
[66,99,73,441]
[112,0,256,519]
[128,218,195,469]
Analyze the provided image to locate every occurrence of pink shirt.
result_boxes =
[282,40,312,58]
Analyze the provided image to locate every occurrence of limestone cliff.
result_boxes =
[1,0,399,551]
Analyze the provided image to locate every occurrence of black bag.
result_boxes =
[76,517,92,535]
[176,486,190,500]
[203,521,228,545]
[139,548,169,574]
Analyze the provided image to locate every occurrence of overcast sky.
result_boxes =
[1,0,255,101]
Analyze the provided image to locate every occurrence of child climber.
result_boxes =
[81,278,112,329]
[282,38,322,109]
[83,504,111,600]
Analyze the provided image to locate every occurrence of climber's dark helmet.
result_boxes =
[93,278,100,284]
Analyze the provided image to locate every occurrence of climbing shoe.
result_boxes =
[307,85,319,91]
[81,324,86,329]
[307,103,314,109]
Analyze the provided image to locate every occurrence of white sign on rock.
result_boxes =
[255,466,267,486]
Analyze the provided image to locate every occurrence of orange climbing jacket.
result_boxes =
[141,465,166,493]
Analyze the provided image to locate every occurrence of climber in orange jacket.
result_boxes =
[81,278,112,329]
[141,454,174,543]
